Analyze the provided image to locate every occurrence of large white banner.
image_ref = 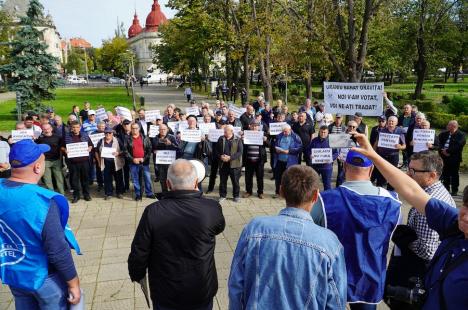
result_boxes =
[378,133,400,149]
[269,122,287,135]
[243,130,264,145]
[66,142,89,158]
[89,133,104,147]
[145,110,160,122]
[413,129,435,144]
[11,129,34,143]
[311,148,333,164]
[324,82,384,116]
[155,150,177,165]
[181,129,202,142]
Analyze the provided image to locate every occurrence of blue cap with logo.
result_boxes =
[346,149,373,167]
[9,139,50,168]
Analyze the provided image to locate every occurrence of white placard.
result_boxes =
[413,129,435,144]
[11,129,34,143]
[243,130,264,145]
[233,126,242,137]
[95,108,108,121]
[145,110,160,122]
[148,125,159,138]
[101,147,116,159]
[197,117,204,123]
[0,141,9,163]
[66,142,89,158]
[228,105,246,118]
[167,121,178,133]
[115,106,132,121]
[324,82,384,116]
[178,121,189,132]
[181,129,202,142]
[198,122,216,135]
[269,122,287,135]
[311,148,333,164]
[89,133,105,147]
[413,143,428,153]
[185,107,200,116]
[329,134,355,148]
[155,150,177,165]
[208,129,224,142]
[377,133,400,149]
[338,148,350,160]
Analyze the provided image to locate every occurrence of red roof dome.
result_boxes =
[145,0,167,32]
[128,13,143,38]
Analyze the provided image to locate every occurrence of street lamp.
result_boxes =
[79,45,89,84]
[126,50,137,111]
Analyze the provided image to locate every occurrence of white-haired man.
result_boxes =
[128,159,225,310]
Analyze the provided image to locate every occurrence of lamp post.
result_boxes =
[127,50,137,111]
[79,45,89,84]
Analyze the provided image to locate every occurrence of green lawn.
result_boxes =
[0,87,133,131]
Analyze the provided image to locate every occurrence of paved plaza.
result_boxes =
[1,85,466,310]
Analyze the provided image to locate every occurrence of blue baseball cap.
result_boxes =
[346,149,373,167]
[9,139,50,168]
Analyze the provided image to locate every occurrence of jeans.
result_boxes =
[219,165,241,198]
[349,303,377,310]
[274,160,288,194]
[103,162,124,196]
[312,166,333,191]
[10,273,68,310]
[154,299,213,310]
[130,163,153,197]
[42,159,65,194]
[245,160,264,195]
[69,160,90,199]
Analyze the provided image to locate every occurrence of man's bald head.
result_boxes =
[167,159,198,191]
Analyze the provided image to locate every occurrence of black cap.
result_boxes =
[123,119,131,125]
[215,111,222,116]
[354,112,363,117]
[378,115,386,121]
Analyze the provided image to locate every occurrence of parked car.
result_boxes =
[67,76,87,85]
[108,77,125,84]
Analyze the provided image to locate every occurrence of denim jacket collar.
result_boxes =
[279,207,313,222]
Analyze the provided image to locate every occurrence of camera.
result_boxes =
[386,277,426,305]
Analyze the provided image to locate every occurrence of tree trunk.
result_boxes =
[243,44,250,100]
[305,63,312,99]
[414,0,427,99]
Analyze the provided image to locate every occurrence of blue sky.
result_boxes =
[41,0,176,47]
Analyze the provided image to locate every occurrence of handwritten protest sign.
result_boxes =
[233,126,242,137]
[178,121,189,132]
[185,107,200,116]
[228,105,246,118]
[311,148,333,164]
[66,142,89,158]
[145,110,160,122]
[101,147,116,159]
[243,130,264,145]
[95,108,108,122]
[115,106,132,121]
[413,129,435,144]
[324,82,384,116]
[89,133,105,147]
[413,143,428,153]
[339,148,350,161]
[167,122,178,133]
[198,122,216,135]
[269,122,287,135]
[378,133,400,149]
[155,150,177,165]
[208,129,224,142]
[181,129,202,142]
[11,129,34,143]
[148,125,159,138]
[329,134,355,148]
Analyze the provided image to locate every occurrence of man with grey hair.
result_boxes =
[128,159,225,310]
[405,112,426,159]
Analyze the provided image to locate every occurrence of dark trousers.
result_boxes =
[298,149,311,166]
[336,160,344,187]
[441,159,461,193]
[207,157,219,191]
[375,153,399,190]
[123,161,130,191]
[96,160,103,188]
[312,165,333,191]
[274,160,288,194]
[349,304,376,310]
[157,164,169,193]
[69,161,90,199]
[245,160,264,195]
[103,164,124,196]
[155,299,213,310]
[219,165,241,198]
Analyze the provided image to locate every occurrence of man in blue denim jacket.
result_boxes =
[228,165,347,309]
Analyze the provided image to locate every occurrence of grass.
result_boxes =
[0,87,133,131]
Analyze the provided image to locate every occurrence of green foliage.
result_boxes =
[0,0,59,111]
[426,112,468,132]
[447,96,468,115]
[98,37,131,77]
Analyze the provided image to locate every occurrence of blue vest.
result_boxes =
[0,179,81,291]
[321,186,401,303]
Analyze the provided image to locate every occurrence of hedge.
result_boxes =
[426,112,468,132]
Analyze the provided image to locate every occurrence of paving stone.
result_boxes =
[97,263,130,282]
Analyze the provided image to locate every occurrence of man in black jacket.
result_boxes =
[128,159,225,310]
[438,120,466,196]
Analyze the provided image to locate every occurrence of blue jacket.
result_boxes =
[273,132,302,168]
[228,207,347,309]
[320,186,401,304]
[306,136,338,169]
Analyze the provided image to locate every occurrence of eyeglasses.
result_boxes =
[105,132,113,135]
[408,167,433,175]
[348,125,356,128]
[131,127,140,130]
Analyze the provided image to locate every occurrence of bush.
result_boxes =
[290,88,300,96]
[447,96,468,115]
[312,91,324,99]
[252,89,260,97]
[442,95,451,104]
[426,112,468,132]
[414,100,438,112]
[272,92,280,100]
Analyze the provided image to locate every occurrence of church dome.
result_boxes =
[145,0,167,32]
[128,12,143,38]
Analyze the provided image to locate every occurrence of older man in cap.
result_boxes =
[0,139,81,309]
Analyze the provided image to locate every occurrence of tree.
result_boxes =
[0,3,15,89]
[98,36,130,77]
[0,0,59,111]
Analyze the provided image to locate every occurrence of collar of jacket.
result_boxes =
[279,207,313,221]
[162,190,203,200]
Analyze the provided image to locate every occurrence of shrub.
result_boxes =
[442,95,451,104]
[414,100,438,112]
[447,96,468,115]
[312,91,324,99]
[426,112,468,132]
[290,88,300,96]
[252,89,260,97]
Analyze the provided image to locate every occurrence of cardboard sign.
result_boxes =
[180,129,202,142]
[329,134,355,148]
[95,108,108,121]
[148,125,159,138]
[11,129,34,143]
[324,82,384,116]
[101,147,116,159]
[198,122,216,135]
[269,122,287,135]
[185,107,200,116]
[228,105,246,118]
[155,150,177,165]
[413,129,435,144]
[243,130,264,145]
[115,106,132,121]
[208,129,224,142]
[378,133,400,149]
[311,148,333,164]
[66,142,89,158]
[145,110,161,122]
[89,133,104,147]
